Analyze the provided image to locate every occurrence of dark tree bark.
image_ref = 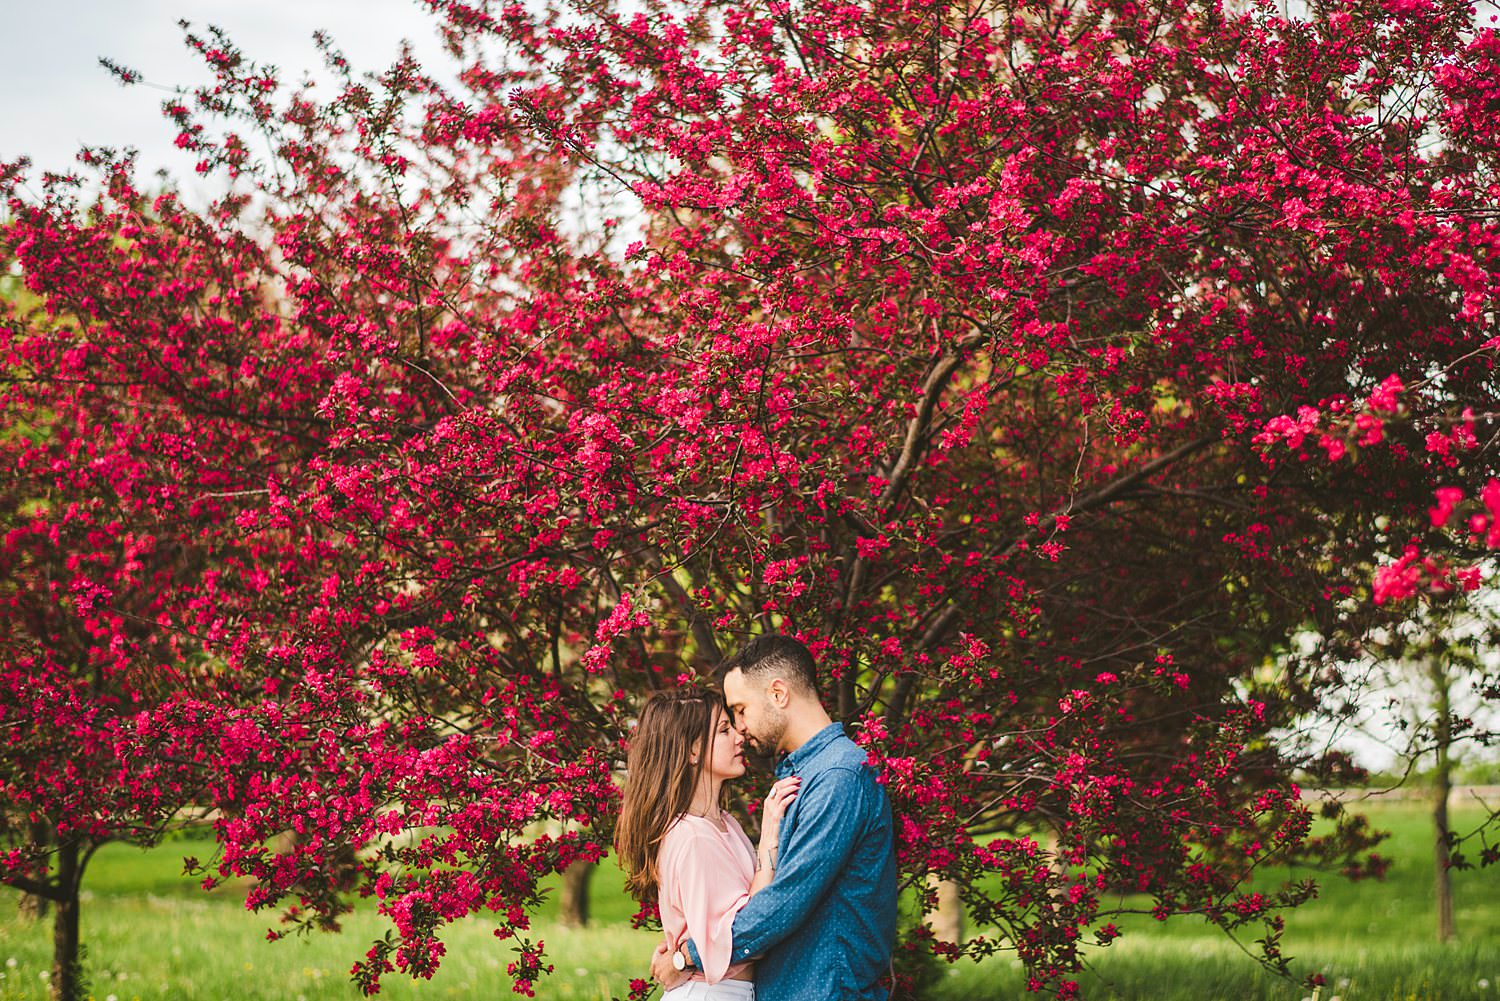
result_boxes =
[50,839,83,1001]
[16,820,53,920]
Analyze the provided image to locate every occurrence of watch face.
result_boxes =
[672,950,686,971]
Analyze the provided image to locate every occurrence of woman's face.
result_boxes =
[703,705,747,782]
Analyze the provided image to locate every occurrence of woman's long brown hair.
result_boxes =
[614,688,727,904]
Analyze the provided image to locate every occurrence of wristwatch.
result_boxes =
[672,949,688,972]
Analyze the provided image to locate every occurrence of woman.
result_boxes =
[615,688,800,1000]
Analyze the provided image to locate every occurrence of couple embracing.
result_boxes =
[615,635,899,1001]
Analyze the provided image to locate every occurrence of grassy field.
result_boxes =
[1,801,1496,1001]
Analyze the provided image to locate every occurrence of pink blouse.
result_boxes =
[657,812,757,984]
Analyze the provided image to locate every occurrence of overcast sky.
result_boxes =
[1,0,447,187]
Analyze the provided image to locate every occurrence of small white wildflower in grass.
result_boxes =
[107,993,119,1001]
[5,959,16,969]
[574,967,589,976]
[1479,979,1491,990]
[1338,978,1351,988]
[39,971,51,982]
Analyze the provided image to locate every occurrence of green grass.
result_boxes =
[932,937,1500,1001]
[930,801,1500,1000]
[1,802,1496,1000]
[0,841,657,1001]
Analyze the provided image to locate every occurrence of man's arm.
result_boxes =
[722,765,873,962]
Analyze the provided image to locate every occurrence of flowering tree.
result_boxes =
[0,183,252,999]
[0,159,366,1000]
[4,0,1500,997]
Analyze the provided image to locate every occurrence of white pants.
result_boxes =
[662,980,755,1001]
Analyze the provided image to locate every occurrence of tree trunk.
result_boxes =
[17,891,49,920]
[927,875,964,944]
[1430,656,1456,943]
[50,840,83,1001]
[19,820,53,920]
[557,859,594,928]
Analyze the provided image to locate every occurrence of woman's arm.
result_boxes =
[749,776,800,894]
[660,829,752,984]
[664,778,802,978]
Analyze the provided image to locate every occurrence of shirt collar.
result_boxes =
[776,722,844,777]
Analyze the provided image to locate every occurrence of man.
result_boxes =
[649,634,898,1000]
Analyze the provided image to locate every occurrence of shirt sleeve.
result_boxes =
[724,765,872,962]
[661,831,751,984]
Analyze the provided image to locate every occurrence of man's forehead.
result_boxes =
[722,667,752,702]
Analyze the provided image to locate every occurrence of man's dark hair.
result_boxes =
[713,634,819,697]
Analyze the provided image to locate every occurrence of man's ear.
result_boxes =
[768,677,790,708]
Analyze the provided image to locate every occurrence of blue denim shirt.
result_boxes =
[690,723,897,1001]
